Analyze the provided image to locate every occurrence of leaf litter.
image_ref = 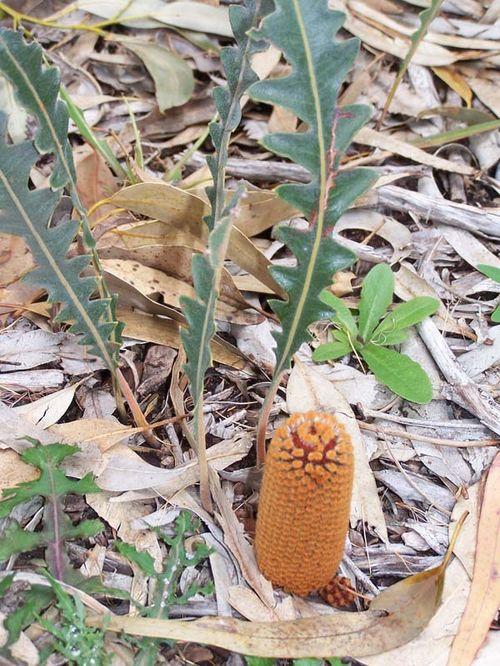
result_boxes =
[0,0,499,664]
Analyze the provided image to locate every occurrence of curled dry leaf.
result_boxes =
[110,183,282,295]
[117,308,246,370]
[448,453,500,666]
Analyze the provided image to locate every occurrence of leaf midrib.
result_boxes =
[0,166,114,370]
[274,0,327,376]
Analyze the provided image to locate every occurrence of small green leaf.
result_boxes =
[312,341,351,362]
[245,658,275,666]
[373,297,439,336]
[358,264,394,342]
[320,289,358,337]
[361,344,433,403]
[477,264,500,283]
[116,542,157,577]
[492,306,500,323]
[371,329,410,346]
[332,329,351,345]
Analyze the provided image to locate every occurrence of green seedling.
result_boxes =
[37,572,111,666]
[313,264,439,403]
[115,511,213,666]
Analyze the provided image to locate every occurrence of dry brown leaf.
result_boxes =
[432,67,473,107]
[74,143,118,224]
[110,183,283,296]
[88,549,450,658]
[331,0,457,66]
[0,449,38,490]
[102,258,261,325]
[448,453,500,666]
[117,308,245,369]
[96,433,252,493]
[287,359,388,542]
[365,484,480,666]
[110,183,206,239]
[356,127,475,175]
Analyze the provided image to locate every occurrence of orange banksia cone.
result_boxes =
[255,411,354,596]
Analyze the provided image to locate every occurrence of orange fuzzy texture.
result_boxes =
[255,411,354,596]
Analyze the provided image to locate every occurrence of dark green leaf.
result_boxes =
[205,0,270,230]
[361,344,433,403]
[0,29,121,370]
[0,28,74,188]
[312,341,351,362]
[373,297,439,336]
[245,658,275,666]
[0,441,102,580]
[358,264,394,342]
[249,0,376,380]
[0,113,119,369]
[0,443,97,516]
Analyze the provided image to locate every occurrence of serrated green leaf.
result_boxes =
[358,263,394,342]
[320,289,358,337]
[269,229,355,372]
[182,1,270,508]
[361,344,433,403]
[0,27,74,189]
[0,113,119,369]
[0,28,122,372]
[248,0,376,381]
[0,443,98,516]
[312,341,351,362]
[205,0,269,230]
[373,297,439,336]
[116,542,157,577]
[0,441,103,580]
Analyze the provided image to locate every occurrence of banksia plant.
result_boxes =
[255,411,354,596]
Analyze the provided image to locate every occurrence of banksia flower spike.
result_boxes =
[255,411,354,596]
